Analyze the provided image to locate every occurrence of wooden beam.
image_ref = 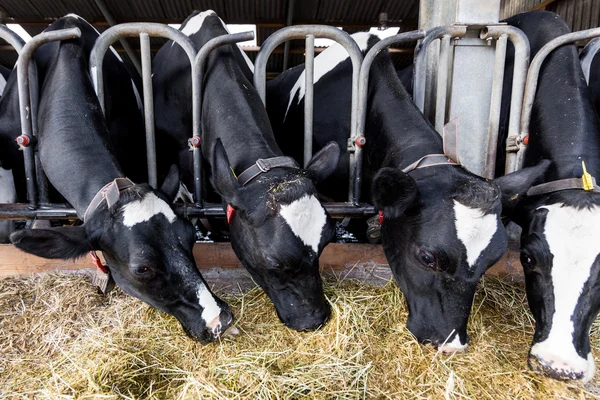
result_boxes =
[0,242,523,280]
[528,0,559,11]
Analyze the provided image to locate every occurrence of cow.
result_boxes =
[584,41,600,118]
[0,64,17,242]
[498,11,600,382]
[152,10,341,331]
[3,15,234,343]
[266,32,547,351]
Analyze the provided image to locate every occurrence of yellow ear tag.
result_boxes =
[230,167,237,179]
[582,161,594,191]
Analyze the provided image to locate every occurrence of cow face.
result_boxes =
[10,174,233,343]
[517,191,600,382]
[373,162,549,351]
[211,140,340,331]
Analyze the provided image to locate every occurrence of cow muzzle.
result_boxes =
[528,344,596,382]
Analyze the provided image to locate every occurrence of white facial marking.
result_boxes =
[131,79,143,110]
[285,32,372,117]
[197,285,222,332]
[453,200,498,268]
[181,10,216,36]
[529,203,600,382]
[279,194,326,253]
[0,73,6,96]
[121,192,176,227]
[438,332,468,354]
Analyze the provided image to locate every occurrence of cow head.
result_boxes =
[10,168,233,343]
[211,140,339,331]
[373,161,549,351]
[510,188,600,382]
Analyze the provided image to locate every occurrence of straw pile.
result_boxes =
[1,273,599,399]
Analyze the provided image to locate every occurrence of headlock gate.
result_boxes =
[2,21,600,225]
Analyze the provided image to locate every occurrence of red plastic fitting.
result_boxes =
[355,136,366,147]
[189,136,202,147]
[15,135,30,147]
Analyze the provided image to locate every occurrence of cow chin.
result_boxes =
[177,304,235,343]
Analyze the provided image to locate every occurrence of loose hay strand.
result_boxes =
[1,273,600,399]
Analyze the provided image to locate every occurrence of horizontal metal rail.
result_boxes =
[480,25,530,175]
[0,25,25,53]
[0,202,375,220]
[520,27,600,171]
[89,23,197,189]
[581,37,600,84]
[253,25,364,205]
[192,31,255,207]
[16,28,82,209]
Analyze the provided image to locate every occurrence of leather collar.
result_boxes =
[402,154,459,174]
[237,156,299,186]
[83,178,135,222]
[527,177,600,197]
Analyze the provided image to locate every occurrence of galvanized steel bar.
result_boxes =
[0,25,25,53]
[480,25,530,174]
[359,30,426,205]
[304,34,315,168]
[414,25,467,113]
[484,33,507,179]
[193,31,254,206]
[254,25,363,203]
[519,28,600,172]
[434,34,452,132]
[17,28,81,209]
[90,23,197,114]
[581,37,600,84]
[282,0,296,72]
[140,33,157,189]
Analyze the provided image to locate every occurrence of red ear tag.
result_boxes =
[226,204,235,224]
[378,210,384,224]
[89,251,108,273]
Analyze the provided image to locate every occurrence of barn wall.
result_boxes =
[501,0,600,31]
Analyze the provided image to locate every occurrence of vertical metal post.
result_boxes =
[304,34,315,167]
[434,35,452,132]
[484,33,507,179]
[140,33,157,189]
[282,0,296,72]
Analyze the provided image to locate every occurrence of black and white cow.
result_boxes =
[499,11,600,382]
[585,40,600,118]
[3,15,234,343]
[152,11,340,331]
[266,32,547,351]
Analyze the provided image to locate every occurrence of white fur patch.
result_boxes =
[285,32,372,117]
[90,65,98,92]
[121,192,176,227]
[453,201,498,268]
[0,74,6,96]
[529,203,600,382]
[174,182,194,203]
[279,194,326,253]
[181,10,216,36]
[438,332,468,353]
[197,285,222,332]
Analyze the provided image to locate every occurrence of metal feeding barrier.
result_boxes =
[516,27,600,170]
[414,24,531,178]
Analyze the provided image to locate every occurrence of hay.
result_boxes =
[0,273,599,399]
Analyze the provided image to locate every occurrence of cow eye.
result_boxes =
[131,265,153,277]
[417,249,437,269]
[520,252,535,269]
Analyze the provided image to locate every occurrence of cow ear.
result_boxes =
[10,226,93,260]
[211,139,241,203]
[372,168,418,219]
[159,164,181,202]
[306,141,340,183]
[494,159,551,218]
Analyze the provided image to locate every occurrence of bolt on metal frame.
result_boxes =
[253,25,365,206]
[518,27,600,171]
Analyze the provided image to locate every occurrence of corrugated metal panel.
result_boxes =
[500,0,546,20]
[548,0,600,31]
[256,0,285,22]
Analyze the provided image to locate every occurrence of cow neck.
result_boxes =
[366,68,446,175]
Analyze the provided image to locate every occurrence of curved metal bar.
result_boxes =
[89,23,197,113]
[358,30,425,203]
[581,37,600,84]
[17,28,82,209]
[254,25,363,203]
[413,25,467,113]
[519,28,600,171]
[0,25,25,53]
[192,31,254,206]
[480,25,530,174]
